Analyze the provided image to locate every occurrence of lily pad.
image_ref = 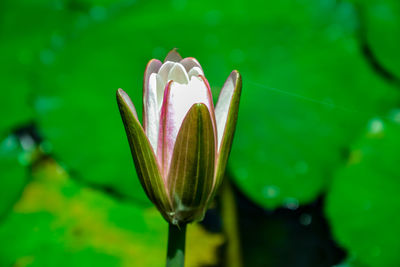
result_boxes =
[0,158,224,266]
[0,135,27,219]
[352,0,400,79]
[325,112,400,267]
[32,0,400,209]
[225,0,400,209]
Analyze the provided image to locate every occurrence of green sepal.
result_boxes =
[167,103,215,225]
[209,71,242,202]
[116,89,172,221]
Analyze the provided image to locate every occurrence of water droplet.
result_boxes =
[284,197,299,210]
[368,118,384,134]
[299,213,312,226]
[262,185,280,199]
[20,135,35,151]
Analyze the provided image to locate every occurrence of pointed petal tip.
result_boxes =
[145,58,163,72]
[117,88,125,96]
[164,48,183,63]
[230,70,241,84]
[116,89,138,120]
[116,88,129,103]
[180,57,203,73]
[190,102,209,115]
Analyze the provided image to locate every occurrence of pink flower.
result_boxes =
[117,49,241,225]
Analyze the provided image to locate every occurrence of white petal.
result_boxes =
[158,61,175,82]
[167,76,211,145]
[188,67,203,77]
[180,57,203,73]
[146,73,160,152]
[143,59,162,133]
[215,72,237,150]
[168,63,189,84]
[157,76,213,174]
[156,74,166,112]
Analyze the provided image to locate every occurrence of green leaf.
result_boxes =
[0,0,74,132]
[325,113,400,267]
[33,11,154,204]
[352,0,400,79]
[27,0,400,211]
[226,0,400,209]
[0,158,223,267]
[0,135,27,219]
[167,104,215,224]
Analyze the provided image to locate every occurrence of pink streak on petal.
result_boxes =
[157,77,214,180]
[143,59,162,131]
[157,80,173,179]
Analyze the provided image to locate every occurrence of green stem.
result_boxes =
[166,223,187,267]
[221,178,243,267]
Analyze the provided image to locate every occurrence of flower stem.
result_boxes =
[166,223,187,267]
[221,178,243,267]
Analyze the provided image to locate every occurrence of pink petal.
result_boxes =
[215,70,239,151]
[157,76,215,179]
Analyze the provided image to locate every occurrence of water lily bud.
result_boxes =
[117,49,242,226]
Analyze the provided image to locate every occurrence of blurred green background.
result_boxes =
[1,0,400,266]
